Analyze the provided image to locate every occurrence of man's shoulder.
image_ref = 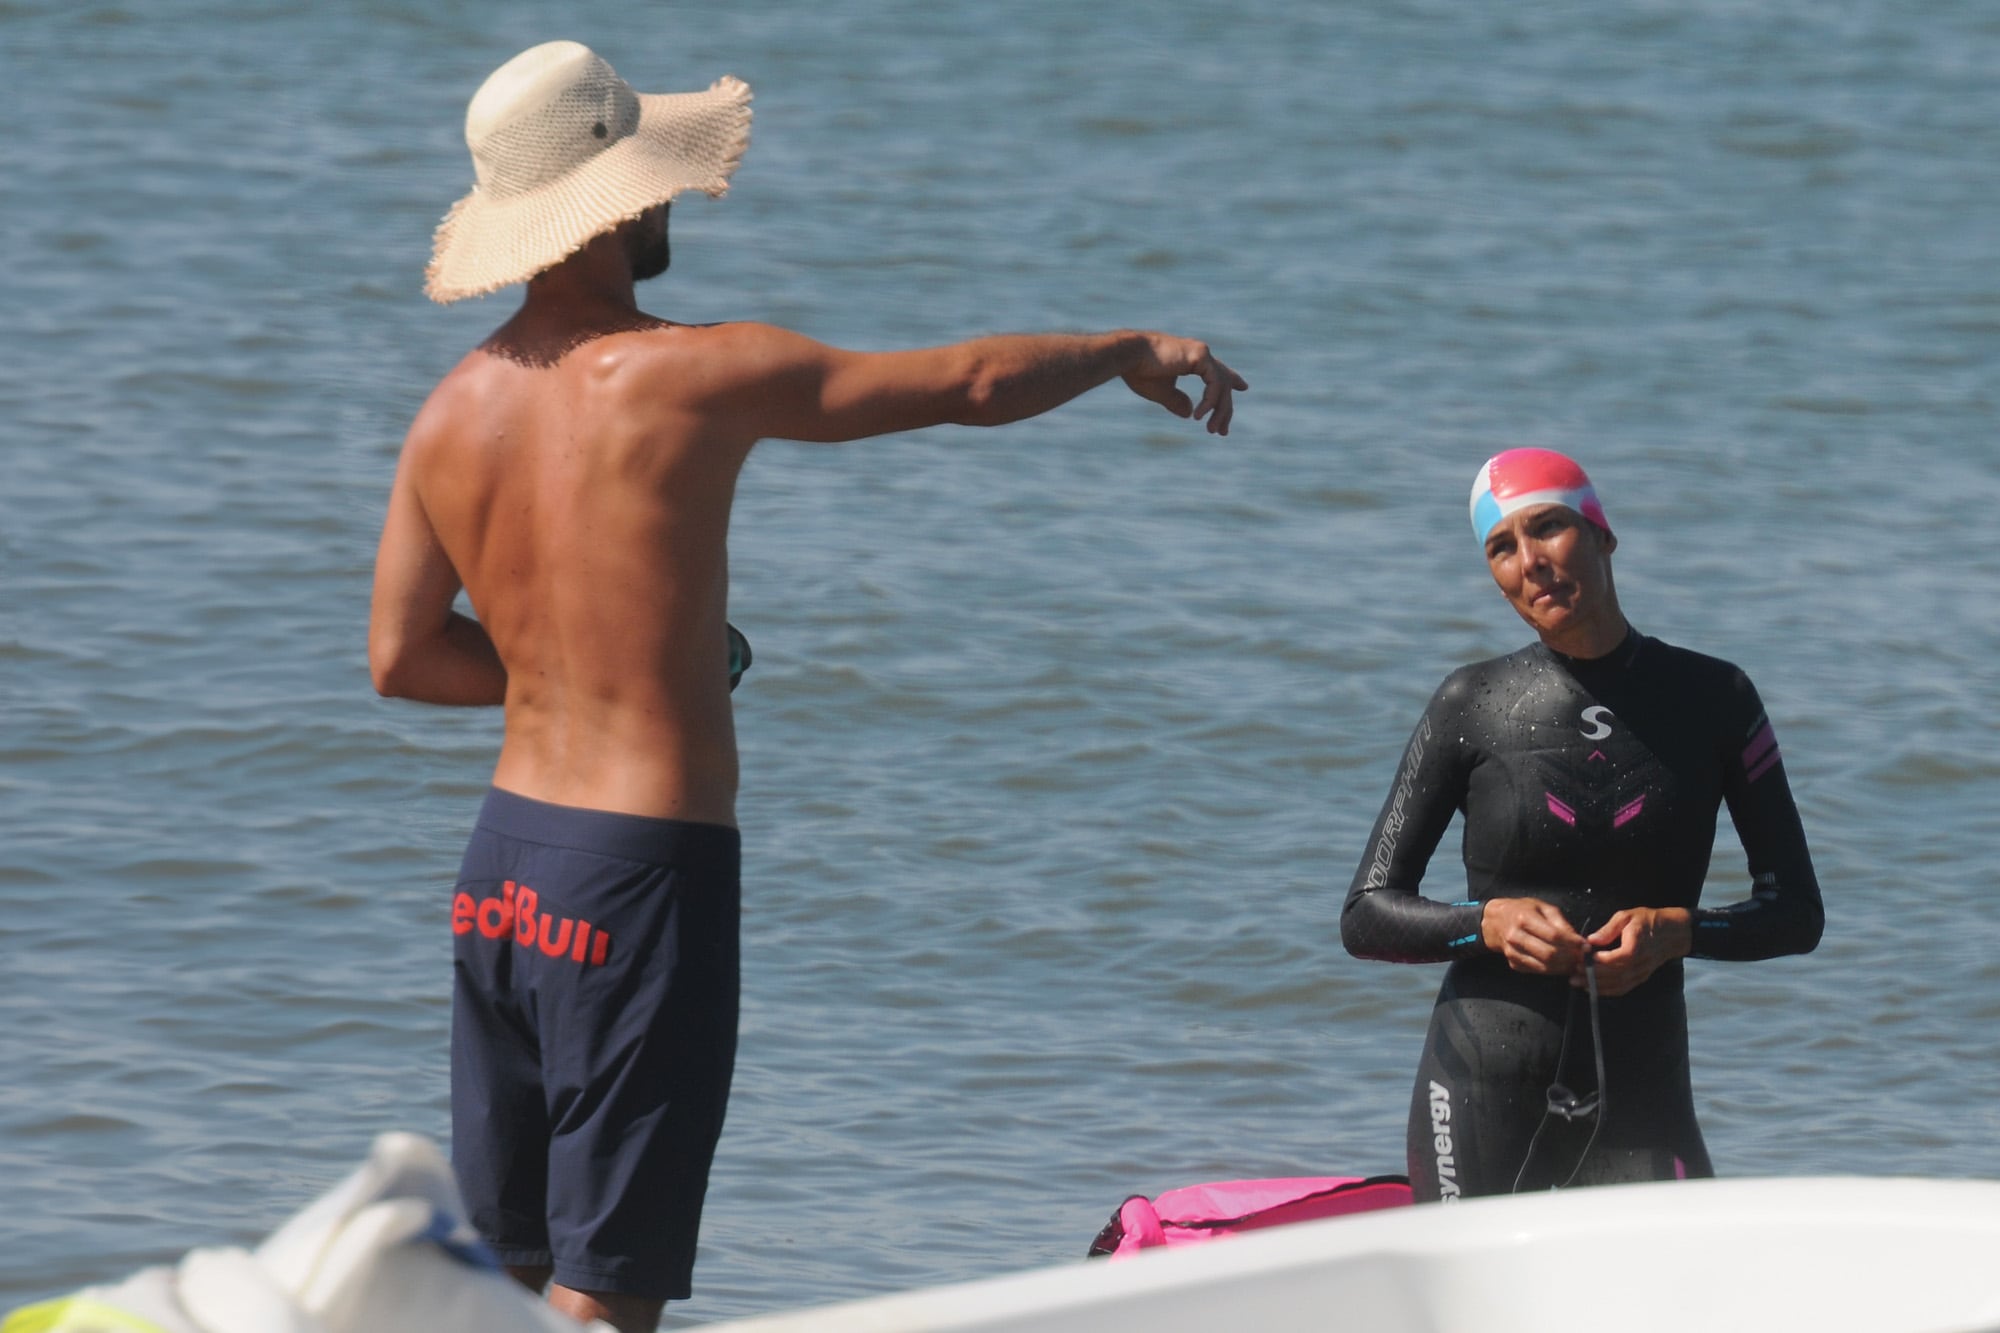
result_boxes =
[401,317,834,460]
[404,350,502,450]
[621,317,805,346]
[593,318,826,377]
[657,318,821,357]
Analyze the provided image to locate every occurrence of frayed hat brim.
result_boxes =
[426,76,750,303]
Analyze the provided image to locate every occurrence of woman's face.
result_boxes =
[1482,504,1623,653]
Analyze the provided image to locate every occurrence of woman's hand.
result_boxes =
[1481,898,1588,977]
[1582,908,1693,996]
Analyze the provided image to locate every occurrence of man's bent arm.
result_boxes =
[718,327,1245,443]
[368,463,507,706]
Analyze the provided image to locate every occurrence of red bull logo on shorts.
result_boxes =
[453,880,611,966]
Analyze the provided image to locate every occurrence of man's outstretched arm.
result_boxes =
[368,455,507,706]
[706,326,1246,444]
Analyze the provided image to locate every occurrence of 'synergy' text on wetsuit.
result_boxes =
[1342,630,1823,1201]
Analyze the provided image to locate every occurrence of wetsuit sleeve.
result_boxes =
[1341,675,1487,964]
[1690,671,1825,961]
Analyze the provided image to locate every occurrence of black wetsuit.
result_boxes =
[1342,630,1822,1201]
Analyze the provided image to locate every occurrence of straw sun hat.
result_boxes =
[425,40,752,303]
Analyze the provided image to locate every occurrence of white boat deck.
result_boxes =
[705,1176,2000,1333]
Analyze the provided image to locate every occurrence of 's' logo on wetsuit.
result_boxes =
[453,880,612,967]
[1429,1081,1461,1201]
[1579,705,1615,740]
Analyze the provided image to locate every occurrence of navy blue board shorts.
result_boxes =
[450,787,741,1300]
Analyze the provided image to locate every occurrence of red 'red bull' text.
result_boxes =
[453,880,611,967]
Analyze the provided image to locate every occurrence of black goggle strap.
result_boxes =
[727,623,752,692]
[1511,952,1608,1193]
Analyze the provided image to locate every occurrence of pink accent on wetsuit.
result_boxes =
[1743,722,1781,783]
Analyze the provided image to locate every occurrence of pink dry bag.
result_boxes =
[1086,1175,1413,1260]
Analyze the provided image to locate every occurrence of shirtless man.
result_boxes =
[369,40,1245,1332]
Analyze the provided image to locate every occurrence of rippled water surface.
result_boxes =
[4,0,1999,1324]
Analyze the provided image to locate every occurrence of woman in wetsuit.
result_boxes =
[1342,449,1823,1201]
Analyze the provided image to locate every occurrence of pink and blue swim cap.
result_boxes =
[1469,448,1611,544]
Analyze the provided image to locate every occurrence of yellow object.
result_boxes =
[0,1297,171,1333]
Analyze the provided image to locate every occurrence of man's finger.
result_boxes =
[1153,383,1193,418]
[1209,356,1248,394]
[1193,367,1224,422]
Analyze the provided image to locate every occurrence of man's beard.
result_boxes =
[628,212,671,282]
[630,233,670,281]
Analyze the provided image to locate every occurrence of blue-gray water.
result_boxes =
[4,0,1998,1324]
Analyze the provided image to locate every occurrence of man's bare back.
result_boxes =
[372,208,1246,832]
[377,314,754,824]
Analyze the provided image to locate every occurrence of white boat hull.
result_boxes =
[706,1176,2000,1333]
